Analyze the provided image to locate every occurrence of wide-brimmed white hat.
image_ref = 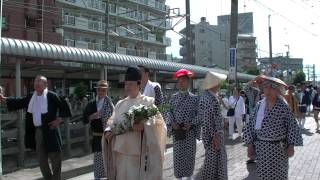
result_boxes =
[202,71,227,90]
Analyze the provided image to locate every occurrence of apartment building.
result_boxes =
[56,0,172,64]
[179,13,257,72]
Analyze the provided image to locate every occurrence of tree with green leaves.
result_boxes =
[293,71,306,85]
[246,67,260,75]
[74,82,88,99]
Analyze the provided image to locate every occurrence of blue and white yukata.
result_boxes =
[167,92,200,179]
[199,91,228,180]
[243,97,303,180]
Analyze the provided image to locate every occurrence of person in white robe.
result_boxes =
[102,66,167,180]
[139,65,164,106]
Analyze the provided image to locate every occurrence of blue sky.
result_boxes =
[165,0,320,78]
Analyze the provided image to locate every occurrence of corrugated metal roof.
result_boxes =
[1,37,255,80]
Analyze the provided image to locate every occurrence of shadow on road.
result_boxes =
[225,136,243,146]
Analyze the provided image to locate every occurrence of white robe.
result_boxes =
[102,94,167,180]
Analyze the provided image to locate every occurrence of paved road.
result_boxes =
[4,117,319,180]
[69,117,320,180]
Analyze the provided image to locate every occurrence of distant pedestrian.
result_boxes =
[199,71,228,180]
[298,84,311,129]
[284,85,300,118]
[243,75,303,180]
[219,91,229,131]
[227,87,246,139]
[312,87,320,130]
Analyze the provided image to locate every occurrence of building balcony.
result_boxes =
[146,17,171,29]
[127,0,169,13]
[148,51,157,59]
[56,0,106,13]
[110,7,170,30]
[64,39,102,51]
[116,46,127,55]
[62,15,105,34]
[114,27,170,46]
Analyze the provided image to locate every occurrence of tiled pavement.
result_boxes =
[164,116,320,180]
[3,117,320,180]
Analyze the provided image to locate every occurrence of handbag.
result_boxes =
[173,128,186,141]
[227,97,239,117]
[227,108,235,116]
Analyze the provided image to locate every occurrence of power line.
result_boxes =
[253,0,319,37]
[287,0,320,19]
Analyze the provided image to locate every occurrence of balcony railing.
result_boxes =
[63,15,104,33]
[63,41,170,60]
[57,0,106,13]
[127,0,169,13]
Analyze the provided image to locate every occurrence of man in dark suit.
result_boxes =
[0,75,71,180]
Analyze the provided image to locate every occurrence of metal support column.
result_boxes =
[268,15,273,77]
[230,0,238,85]
[153,71,157,82]
[0,0,3,175]
[100,66,108,80]
[16,59,25,167]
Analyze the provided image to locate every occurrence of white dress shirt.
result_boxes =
[228,96,246,118]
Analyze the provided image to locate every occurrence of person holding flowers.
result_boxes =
[167,69,200,180]
[102,66,167,180]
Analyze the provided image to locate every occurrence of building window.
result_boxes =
[1,17,6,30]
[199,29,205,33]
[25,17,37,29]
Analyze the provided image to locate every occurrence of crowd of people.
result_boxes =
[1,66,319,180]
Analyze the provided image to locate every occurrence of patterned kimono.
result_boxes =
[199,91,228,180]
[244,85,260,114]
[167,92,200,178]
[243,97,303,180]
[83,96,114,179]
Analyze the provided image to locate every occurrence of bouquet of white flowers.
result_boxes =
[112,104,170,135]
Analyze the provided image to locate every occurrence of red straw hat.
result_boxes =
[173,69,194,80]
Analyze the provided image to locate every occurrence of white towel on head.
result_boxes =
[255,98,266,130]
[27,88,48,114]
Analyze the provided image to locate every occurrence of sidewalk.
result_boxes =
[3,117,320,180]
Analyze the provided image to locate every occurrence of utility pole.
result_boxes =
[185,0,192,65]
[268,15,273,76]
[229,0,238,85]
[104,0,109,51]
[307,65,310,82]
[102,0,109,80]
[41,0,44,42]
[313,64,316,85]
[185,0,194,90]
